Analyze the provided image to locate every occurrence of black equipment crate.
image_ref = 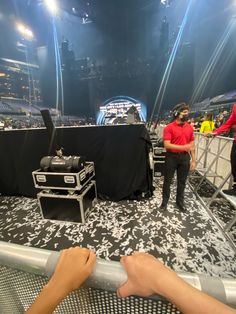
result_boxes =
[32,162,95,191]
[153,147,166,158]
[37,181,97,223]
[153,148,166,177]
[153,160,165,177]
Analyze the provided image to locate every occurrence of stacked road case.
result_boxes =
[32,161,97,223]
[153,147,166,177]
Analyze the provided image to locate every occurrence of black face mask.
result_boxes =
[180,114,189,122]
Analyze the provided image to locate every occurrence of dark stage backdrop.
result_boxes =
[62,74,150,119]
[0,124,153,201]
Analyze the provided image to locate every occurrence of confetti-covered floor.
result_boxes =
[188,174,236,243]
[0,177,236,278]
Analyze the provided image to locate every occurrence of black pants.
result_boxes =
[162,152,190,204]
[231,141,236,186]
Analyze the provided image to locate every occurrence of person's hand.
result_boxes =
[47,247,96,297]
[117,252,176,298]
[183,142,194,151]
[203,132,214,138]
[25,248,96,314]
[190,160,196,171]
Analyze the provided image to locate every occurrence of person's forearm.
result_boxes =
[190,146,196,163]
[214,113,236,135]
[153,271,235,314]
[25,281,68,314]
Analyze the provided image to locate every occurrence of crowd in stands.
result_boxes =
[189,110,231,134]
[0,97,96,130]
[0,99,44,115]
[0,115,95,130]
[151,108,233,138]
[0,95,233,136]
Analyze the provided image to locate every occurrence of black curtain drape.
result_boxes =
[0,124,153,201]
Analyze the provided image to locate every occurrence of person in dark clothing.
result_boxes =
[207,104,236,196]
[159,103,196,212]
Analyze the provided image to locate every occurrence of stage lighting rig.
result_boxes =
[44,0,58,15]
[16,22,34,40]
[160,0,174,7]
[33,0,93,23]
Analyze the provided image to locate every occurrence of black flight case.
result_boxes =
[32,161,97,223]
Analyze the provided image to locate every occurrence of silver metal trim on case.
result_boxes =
[89,164,94,173]
[79,170,86,181]
[64,176,75,184]
[32,162,95,191]
[154,160,165,164]
[37,181,97,224]
[36,175,46,182]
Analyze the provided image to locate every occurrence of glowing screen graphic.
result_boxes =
[96,96,147,125]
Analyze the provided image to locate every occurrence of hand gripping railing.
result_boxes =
[0,241,236,306]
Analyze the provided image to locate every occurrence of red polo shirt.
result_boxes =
[163,120,194,152]
[214,104,236,141]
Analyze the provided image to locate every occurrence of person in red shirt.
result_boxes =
[207,104,236,196]
[159,103,196,212]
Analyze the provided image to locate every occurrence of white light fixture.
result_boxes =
[17,23,25,34]
[16,22,34,40]
[161,0,170,7]
[44,0,58,15]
